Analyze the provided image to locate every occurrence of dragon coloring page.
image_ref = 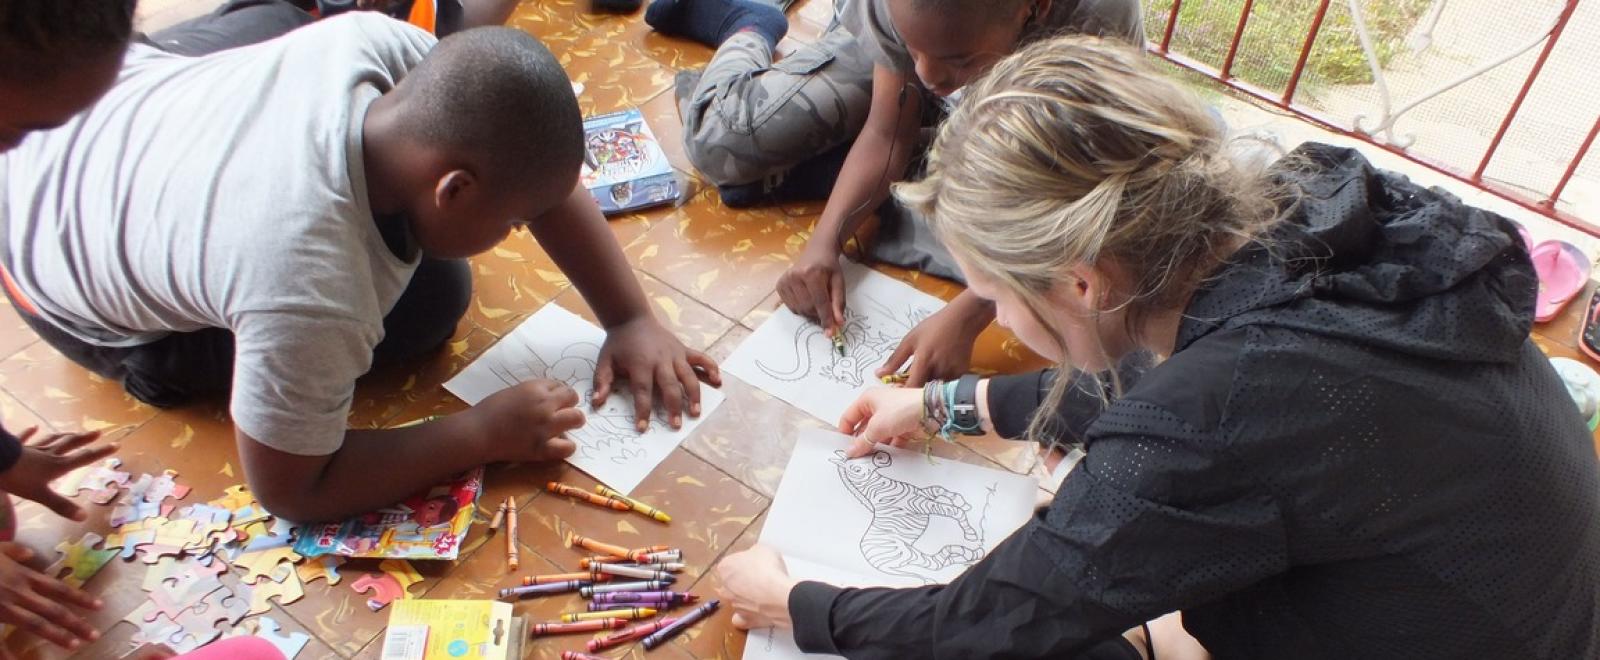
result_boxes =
[444,304,724,494]
[724,263,945,424]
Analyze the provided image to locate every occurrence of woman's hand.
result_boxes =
[0,428,118,522]
[837,387,925,458]
[717,545,799,630]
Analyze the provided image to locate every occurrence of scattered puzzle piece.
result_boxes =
[209,485,268,527]
[254,616,310,659]
[378,558,423,595]
[234,546,302,583]
[174,504,232,551]
[295,555,344,586]
[136,517,198,564]
[105,518,163,559]
[350,573,406,612]
[147,561,228,621]
[70,458,130,504]
[122,600,182,648]
[142,556,228,594]
[46,532,117,588]
[244,562,305,615]
[163,585,247,653]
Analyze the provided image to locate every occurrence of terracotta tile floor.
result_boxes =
[6,1,1599,658]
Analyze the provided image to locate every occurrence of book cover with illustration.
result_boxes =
[581,108,682,215]
[293,467,481,560]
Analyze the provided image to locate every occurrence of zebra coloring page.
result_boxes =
[724,263,945,425]
[444,304,724,495]
[746,430,1038,660]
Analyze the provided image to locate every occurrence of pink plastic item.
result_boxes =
[1531,240,1591,322]
[175,636,286,660]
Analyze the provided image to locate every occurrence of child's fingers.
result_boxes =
[50,431,103,456]
[590,354,615,407]
[686,350,721,387]
[906,358,930,388]
[654,364,684,429]
[877,339,914,378]
[672,360,702,418]
[31,489,86,523]
[28,572,100,612]
[829,270,846,329]
[3,595,88,650]
[61,442,121,473]
[14,427,37,444]
[629,373,655,433]
[807,279,834,335]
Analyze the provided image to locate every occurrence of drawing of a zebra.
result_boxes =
[830,450,984,583]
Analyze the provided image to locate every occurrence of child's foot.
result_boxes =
[645,0,788,49]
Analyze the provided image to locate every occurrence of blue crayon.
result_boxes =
[642,599,719,650]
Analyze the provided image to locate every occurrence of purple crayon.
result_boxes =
[589,600,674,612]
[579,579,674,597]
[642,600,719,650]
[591,591,700,607]
[499,580,587,600]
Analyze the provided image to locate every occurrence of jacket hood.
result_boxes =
[1175,143,1538,364]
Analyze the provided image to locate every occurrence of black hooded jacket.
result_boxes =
[788,144,1600,658]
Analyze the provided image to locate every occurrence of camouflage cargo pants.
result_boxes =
[676,27,874,187]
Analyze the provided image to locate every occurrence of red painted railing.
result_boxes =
[1146,0,1597,236]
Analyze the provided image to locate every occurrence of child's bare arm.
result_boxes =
[777,64,925,331]
[237,380,582,522]
[528,183,721,429]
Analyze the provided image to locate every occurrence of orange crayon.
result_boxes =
[524,572,610,585]
[505,496,519,571]
[547,482,632,511]
[566,533,633,558]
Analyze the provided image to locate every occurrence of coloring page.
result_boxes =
[444,304,724,494]
[744,430,1039,660]
[723,263,945,424]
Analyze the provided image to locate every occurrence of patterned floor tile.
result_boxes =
[0,343,158,436]
[347,322,492,430]
[0,299,38,362]
[552,271,736,353]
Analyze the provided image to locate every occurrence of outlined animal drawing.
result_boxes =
[758,301,932,387]
[488,341,666,464]
[830,450,984,583]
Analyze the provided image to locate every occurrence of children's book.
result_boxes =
[381,599,526,660]
[292,468,481,560]
[580,108,683,215]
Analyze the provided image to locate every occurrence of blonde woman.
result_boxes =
[715,36,1600,659]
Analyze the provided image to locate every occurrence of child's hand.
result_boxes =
[471,380,583,463]
[0,428,118,522]
[838,387,925,457]
[0,542,102,651]
[777,242,846,333]
[591,318,721,432]
[876,304,985,386]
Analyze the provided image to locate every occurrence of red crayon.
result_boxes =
[587,617,680,653]
[529,618,628,636]
[562,652,608,660]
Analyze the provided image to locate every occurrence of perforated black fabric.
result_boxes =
[788,144,1600,659]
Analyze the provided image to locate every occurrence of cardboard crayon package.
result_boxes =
[382,599,527,660]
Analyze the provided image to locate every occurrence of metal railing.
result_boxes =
[1145,0,1598,236]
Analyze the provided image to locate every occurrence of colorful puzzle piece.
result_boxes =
[244,562,305,615]
[295,554,344,586]
[254,616,310,659]
[378,558,423,594]
[175,503,232,551]
[164,586,248,653]
[105,518,164,559]
[136,517,198,564]
[122,600,182,648]
[69,458,130,504]
[234,546,302,584]
[142,556,228,594]
[209,485,269,527]
[350,574,407,612]
[147,564,228,621]
[46,532,117,588]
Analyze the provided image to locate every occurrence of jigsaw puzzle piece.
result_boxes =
[69,458,130,504]
[45,532,118,588]
[253,616,310,659]
[147,570,227,622]
[350,573,406,612]
[295,555,344,586]
[244,562,305,615]
[122,600,182,648]
[105,518,162,560]
[234,546,302,584]
[143,470,192,506]
[378,559,422,595]
[163,586,247,653]
[209,485,268,527]
[110,497,164,528]
[239,517,294,553]
[136,518,198,564]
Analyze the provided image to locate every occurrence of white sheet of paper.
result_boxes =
[744,430,1039,660]
[443,304,723,494]
[723,264,946,424]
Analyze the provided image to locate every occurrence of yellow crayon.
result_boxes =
[561,608,658,623]
[879,373,908,385]
[595,485,673,523]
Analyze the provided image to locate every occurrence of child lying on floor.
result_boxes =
[1,16,719,524]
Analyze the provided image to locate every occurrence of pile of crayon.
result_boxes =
[500,530,719,654]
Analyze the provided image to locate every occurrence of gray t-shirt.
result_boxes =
[0,14,436,456]
[841,0,1147,76]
